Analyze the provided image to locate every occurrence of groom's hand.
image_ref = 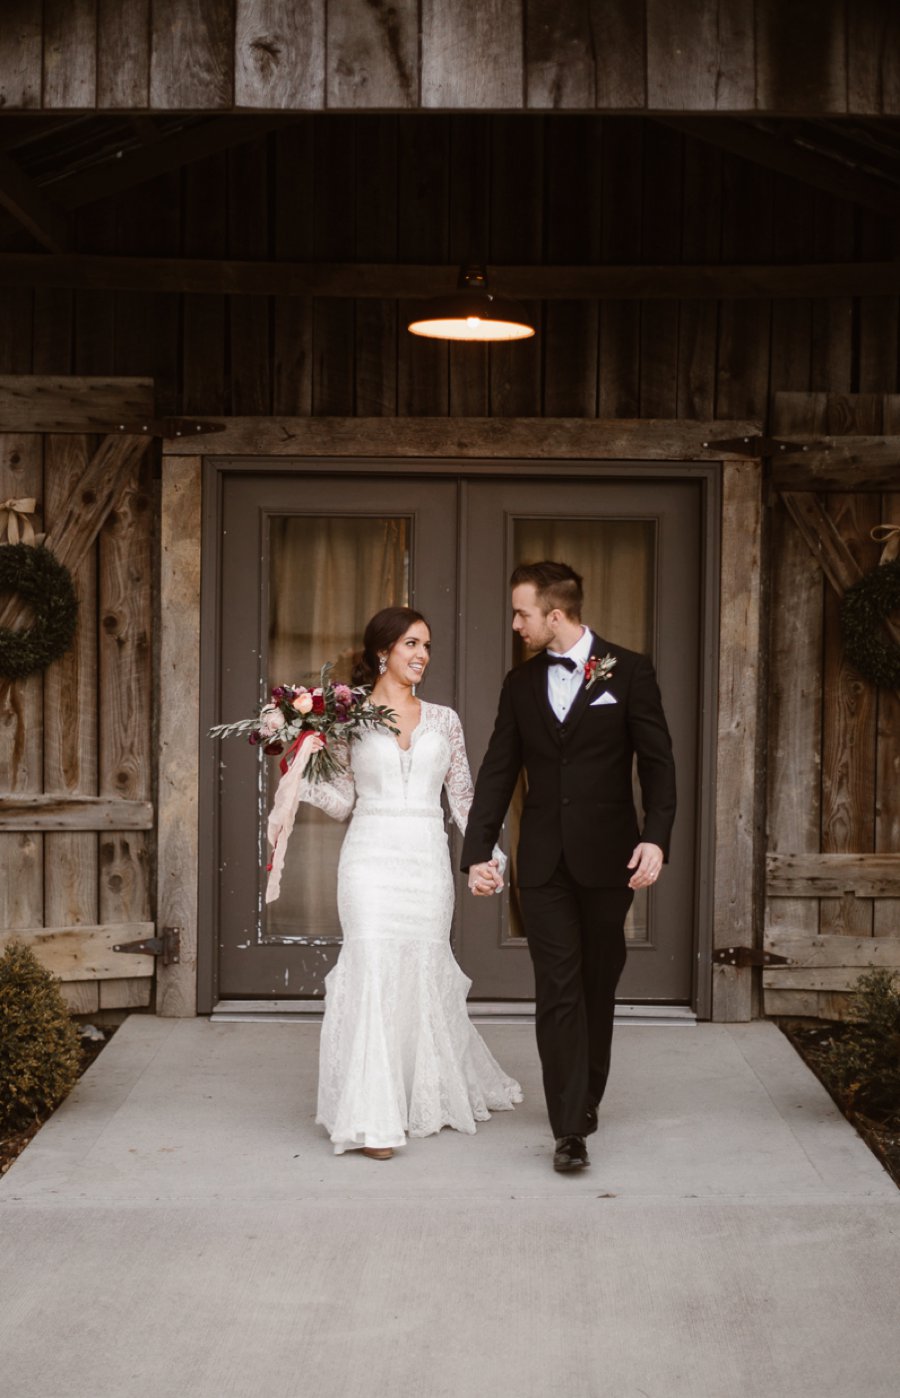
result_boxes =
[627,842,663,889]
[468,860,503,896]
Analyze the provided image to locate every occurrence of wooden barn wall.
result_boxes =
[764,393,900,1020]
[1,116,898,419]
[1,0,897,114]
[0,428,155,1012]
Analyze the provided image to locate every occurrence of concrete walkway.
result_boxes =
[1,1017,898,1398]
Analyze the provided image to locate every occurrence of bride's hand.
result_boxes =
[299,733,325,770]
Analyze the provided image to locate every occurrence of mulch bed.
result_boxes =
[779,1019,900,1190]
[0,1027,115,1178]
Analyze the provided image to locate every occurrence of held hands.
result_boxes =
[627,842,664,890]
[468,859,504,897]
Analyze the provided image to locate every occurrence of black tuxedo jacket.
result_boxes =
[460,632,676,889]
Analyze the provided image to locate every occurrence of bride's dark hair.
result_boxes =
[351,606,430,687]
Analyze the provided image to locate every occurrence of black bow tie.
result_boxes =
[547,654,577,672]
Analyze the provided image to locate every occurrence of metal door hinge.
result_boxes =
[712,946,789,969]
[113,926,181,966]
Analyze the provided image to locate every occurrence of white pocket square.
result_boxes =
[590,691,617,707]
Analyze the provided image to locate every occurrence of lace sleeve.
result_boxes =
[443,709,474,836]
[265,740,355,903]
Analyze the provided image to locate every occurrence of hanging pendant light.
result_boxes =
[407,265,536,343]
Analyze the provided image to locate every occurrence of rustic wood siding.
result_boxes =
[4,117,899,418]
[765,392,900,1019]
[1,0,896,114]
[0,426,155,1011]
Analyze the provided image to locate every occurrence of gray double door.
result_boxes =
[212,468,701,1006]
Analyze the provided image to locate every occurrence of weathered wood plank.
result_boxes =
[779,491,865,598]
[763,966,900,992]
[113,174,181,417]
[847,4,900,115]
[0,433,43,932]
[397,119,448,415]
[8,254,900,300]
[354,117,398,416]
[524,1,595,109]
[542,116,599,416]
[42,436,98,935]
[820,486,880,936]
[0,797,153,830]
[326,0,416,109]
[236,0,325,109]
[448,117,489,415]
[99,978,152,1009]
[713,459,763,1021]
[97,0,150,107]
[677,133,721,417]
[716,154,772,422]
[311,119,354,415]
[0,924,153,980]
[488,116,541,416]
[59,981,101,1013]
[39,433,154,576]
[766,395,826,950]
[272,123,313,414]
[150,0,234,109]
[772,458,900,491]
[755,0,848,115]
[0,377,154,433]
[874,462,900,939]
[156,457,202,1017]
[161,416,762,458]
[0,1,43,109]
[598,118,641,417]
[42,0,97,109]
[767,853,900,897]
[98,442,153,936]
[227,138,271,413]
[646,0,755,112]
[639,123,682,417]
[764,932,900,967]
[421,0,523,109]
[183,154,228,415]
[594,0,646,109]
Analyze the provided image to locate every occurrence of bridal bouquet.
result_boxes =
[208,664,398,783]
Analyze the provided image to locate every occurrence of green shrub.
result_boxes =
[0,940,82,1131]
[820,969,900,1126]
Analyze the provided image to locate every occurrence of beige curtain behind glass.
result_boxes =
[265,516,409,941]
[510,519,656,943]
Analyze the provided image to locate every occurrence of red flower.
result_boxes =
[312,692,325,715]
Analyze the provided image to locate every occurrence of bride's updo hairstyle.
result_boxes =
[351,606,430,687]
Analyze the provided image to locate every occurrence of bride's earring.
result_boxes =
[378,654,387,675]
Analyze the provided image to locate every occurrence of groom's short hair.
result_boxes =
[510,561,583,620]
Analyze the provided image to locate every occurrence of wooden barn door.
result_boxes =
[0,393,158,1013]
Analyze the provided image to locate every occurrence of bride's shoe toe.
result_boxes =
[362,1146,394,1160]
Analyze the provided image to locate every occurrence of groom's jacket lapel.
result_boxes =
[556,631,608,739]
[529,650,563,746]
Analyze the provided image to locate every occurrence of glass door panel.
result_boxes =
[214,474,457,1000]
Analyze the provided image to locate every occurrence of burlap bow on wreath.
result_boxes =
[0,500,78,682]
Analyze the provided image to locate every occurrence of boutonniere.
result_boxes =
[583,653,617,692]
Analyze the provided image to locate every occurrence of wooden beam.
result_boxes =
[3,254,900,301]
[0,376,154,432]
[48,116,297,210]
[0,924,153,981]
[764,931,900,969]
[0,797,154,830]
[773,435,900,489]
[160,416,762,459]
[0,151,69,252]
[43,433,155,575]
[767,852,900,897]
[661,117,900,219]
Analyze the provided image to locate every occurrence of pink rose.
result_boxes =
[260,705,286,736]
[292,691,314,715]
[333,684,353,705]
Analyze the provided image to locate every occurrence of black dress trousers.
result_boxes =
[519,860,633,1139]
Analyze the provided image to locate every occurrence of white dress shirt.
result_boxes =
[546,626,592,722]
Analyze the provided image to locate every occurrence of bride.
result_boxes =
[265,606,522,1159]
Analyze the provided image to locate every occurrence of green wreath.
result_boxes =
[0,543,79,681]
[841,559,900,690]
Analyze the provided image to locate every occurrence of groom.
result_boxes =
[461,561,676,1173]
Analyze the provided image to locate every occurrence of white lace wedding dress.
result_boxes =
[266,700,522,1153]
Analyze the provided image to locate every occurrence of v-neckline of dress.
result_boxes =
[393,699,424,753]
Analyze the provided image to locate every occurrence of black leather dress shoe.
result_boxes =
[585,1104,598,1136]
[553,1135,590,1172]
